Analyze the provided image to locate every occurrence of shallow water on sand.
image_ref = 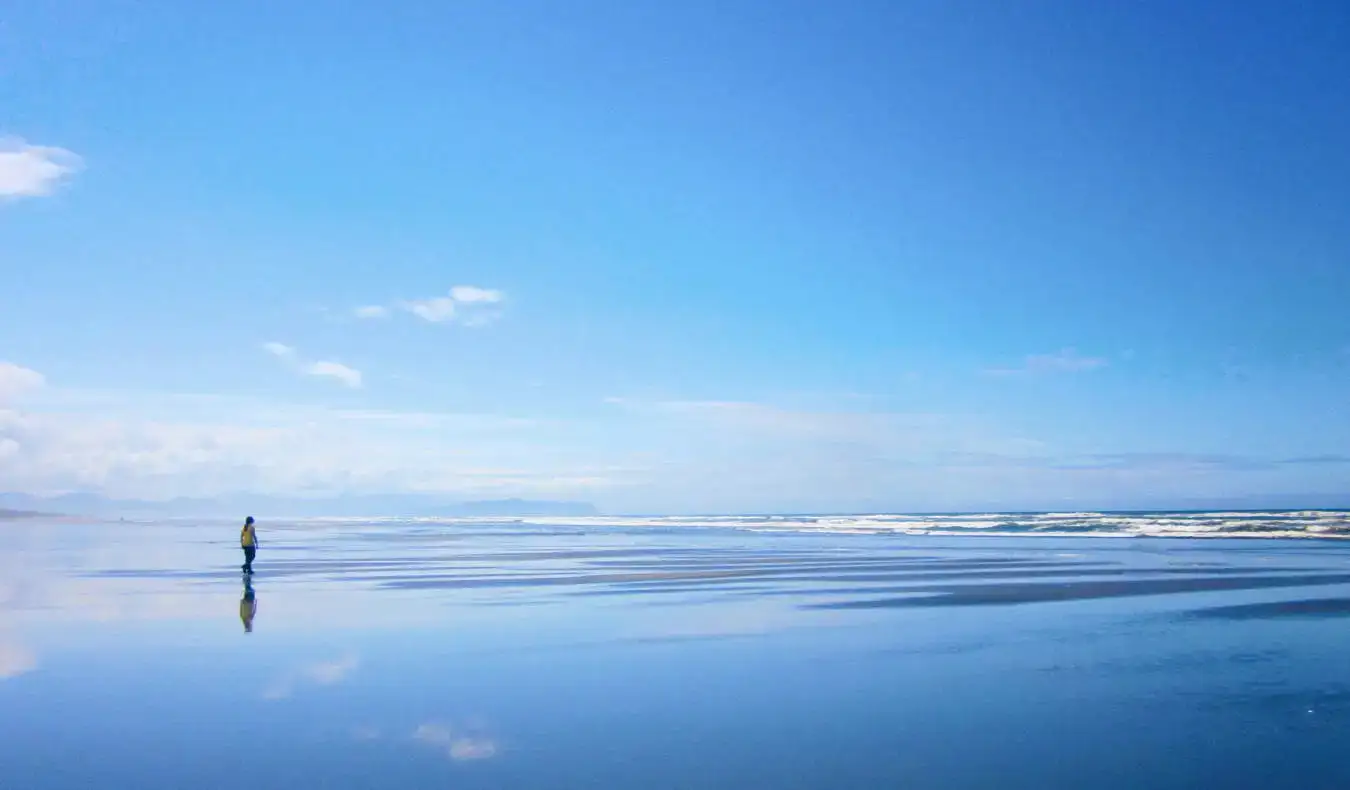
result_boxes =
[5,518,1350,789]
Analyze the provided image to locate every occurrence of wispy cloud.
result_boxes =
[413,722,499,762]
[0,385,616,501]
[354,286,505,326]
[262,342,295,359]
[924,451,1296,474]
[1047,452,1272,473]
[986,348,1108,376]
[404,295,459,323]
[1281,455,1350,466]
[262,343,362,388]
[305,361,363,389]
[604,397,964,444]
[0,362,45,403]
[448,286,503,304]
[941,450,1350,476]
[13,370,1344,513]
[0,137,82,198]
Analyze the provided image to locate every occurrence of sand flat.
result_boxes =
[3,517,1350,788]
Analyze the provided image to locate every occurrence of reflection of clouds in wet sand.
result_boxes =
[623,600,820,643]
[304,654,360,684]
[0,639,37,679]
[263,653,359,700]
[0,575,39,679]
[413,722,500,761]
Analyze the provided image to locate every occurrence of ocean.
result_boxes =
[3,513,1350,788]
[356,509,1350,539]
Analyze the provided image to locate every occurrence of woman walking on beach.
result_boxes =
[241,516,259,574]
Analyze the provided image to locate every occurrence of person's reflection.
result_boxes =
[240,575,258,633]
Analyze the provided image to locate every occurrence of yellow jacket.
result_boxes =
[241,523,257,548]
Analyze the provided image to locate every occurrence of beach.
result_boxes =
[4,516,1350,789]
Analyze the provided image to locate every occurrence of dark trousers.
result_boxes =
[242,546,256,572]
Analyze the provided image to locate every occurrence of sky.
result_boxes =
[3,0,1350,513]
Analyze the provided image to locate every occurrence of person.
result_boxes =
[241,516,259,574]
[240,575,257,633]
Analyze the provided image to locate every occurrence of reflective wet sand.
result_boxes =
[4,518,1350,788]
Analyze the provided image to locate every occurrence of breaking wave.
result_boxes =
[341,511,1350,539]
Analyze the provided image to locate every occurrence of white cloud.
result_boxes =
[361,285,505,326]
[596,396,1128,512]
[0,387,618,500]
[987,348,1107,376]
[449,286,503,304]
[605,397,965,444]
[6,380,1315,514]
[403,295,458,323]
[305,361,363,389]
[0,363,45,403]
[413,722,499,762]
[263,344,362,388]
[0,137,83,198]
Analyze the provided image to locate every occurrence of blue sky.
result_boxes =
[3,0,1349,512]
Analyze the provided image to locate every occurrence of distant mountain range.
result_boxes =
[0,508,50,520]
[3,491,1345,520]
[0,493,600,518]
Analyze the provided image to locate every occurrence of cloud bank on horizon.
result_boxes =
[4,2,1349,513]
[3,357,1349,513]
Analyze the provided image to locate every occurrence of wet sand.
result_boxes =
[3,518,1350,788]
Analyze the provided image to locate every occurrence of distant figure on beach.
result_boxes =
[240,575,257,633]
[241,516,258,574]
